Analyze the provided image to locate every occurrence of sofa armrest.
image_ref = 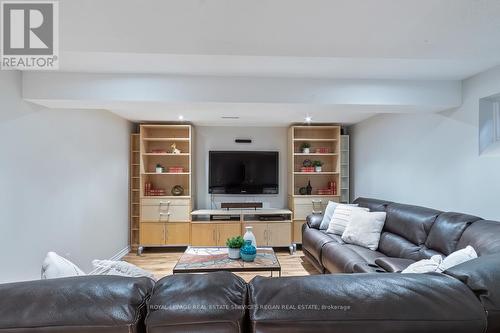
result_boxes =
[0,275,154,333]
[249,273,486,333]
[306,214,323,229]
[445,254,500,333]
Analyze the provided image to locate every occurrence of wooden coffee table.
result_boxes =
[173,246,282,277]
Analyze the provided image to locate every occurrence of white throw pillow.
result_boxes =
[41,252,86,279]
[402,255,443,274]
[341,210,386,250]
[319,201,338,230]
[319,202,359,230]
[326,204,369,235]
[438,246,478,272]
[92,260,155,280]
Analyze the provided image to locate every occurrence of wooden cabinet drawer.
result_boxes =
[293,196,338,219]
[141,198,190,206]
[141,205,190,221]
[293,196,338,206]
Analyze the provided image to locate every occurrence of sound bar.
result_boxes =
[221,202,263,210]
[235,139,252,143]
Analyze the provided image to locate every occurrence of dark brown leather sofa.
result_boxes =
[1,198,499,333]
[302,197,500,274]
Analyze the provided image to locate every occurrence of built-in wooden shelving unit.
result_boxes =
[137,124,194,254]
[288,125,342,245]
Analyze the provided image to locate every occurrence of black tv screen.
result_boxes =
[209,151,279,194]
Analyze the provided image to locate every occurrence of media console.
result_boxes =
[190,209,294,251]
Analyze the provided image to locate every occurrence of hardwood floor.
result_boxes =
[123,248,318,281]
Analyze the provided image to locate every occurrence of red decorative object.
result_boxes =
[168,167,184,173]
[300,167,315,173]
[151,149,167,153]
[144,182,166,196]
[333,180,337,195]
[317,188,334,195]
[315,147,329,153]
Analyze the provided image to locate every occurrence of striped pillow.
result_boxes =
[327,204,369,235]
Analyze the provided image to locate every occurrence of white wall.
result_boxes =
[195,126,288,210]
[0,71,131,283]
[351,65,500,220]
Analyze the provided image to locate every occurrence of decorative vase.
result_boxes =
[315,166,322,172]
[228,247,241,260]
[306,180,312,195]
[240,240,257,262]
[171,185,184,196]
[303,147,310,154]
[243,226,257,247]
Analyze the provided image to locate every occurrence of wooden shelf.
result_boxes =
[142,138,190,141]
[143,172,190,175]
[141,195,191,199]
[293,194,341,197]
[142,153,190,156]
[293,138,337,142]
[294,153,338,156]
[293,172,339,175]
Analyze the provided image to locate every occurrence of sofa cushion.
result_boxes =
[375,257,415,273]
[425,212,481,255]
[343,244,386,265]
[378,232,423,260]
[353,197,392,212]
[321,243,385,273]
[384,203,441,245]
[0,275,154,333]
[146,271,247,333]
[457,220,500,256]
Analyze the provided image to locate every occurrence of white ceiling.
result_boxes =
[58,0,500,79]
[24,0,500,125]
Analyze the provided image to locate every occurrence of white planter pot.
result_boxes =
[315,166,322,172]
[228,247,241,259]
[302,148,310,154]
[155,167,163,174]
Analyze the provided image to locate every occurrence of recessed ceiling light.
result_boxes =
[178,115,184,121]
[305,116,312,123]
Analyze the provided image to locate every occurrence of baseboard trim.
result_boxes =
[89,245,131,275]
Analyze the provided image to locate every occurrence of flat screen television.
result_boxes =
[209,151,279,194]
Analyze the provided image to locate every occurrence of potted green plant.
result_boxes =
[300,142,311,154]
[313,160,324,172]
[226,236,244,259]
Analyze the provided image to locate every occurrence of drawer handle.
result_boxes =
[159,201,171,205]
[311,200,322,203]
[159,212,171,216]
